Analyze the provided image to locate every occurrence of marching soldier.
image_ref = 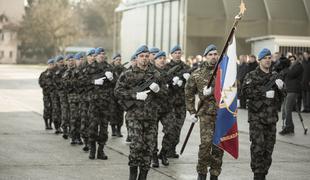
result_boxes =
[185,44,224,180]
[166,45,190,158]
[110,53,126,137]
[51,55,66,134]
[242,48,286,180]
[38,58,55,130]
[115,45,165,180]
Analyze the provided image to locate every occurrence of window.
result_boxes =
[1,33,4,41]
[9,51,13,58]
[0,51,4,58]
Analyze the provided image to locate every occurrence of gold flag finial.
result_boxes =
[235,0,246,20]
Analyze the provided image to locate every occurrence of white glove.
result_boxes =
[105,71,113,81]
[275,79,284,90]
[177,80,183,87]
[189,114,198,123]
[149,82,160,93]
[172,76,180,86]
[266,90,275,99]
[136,90,150,101]
[94,77,105,85]
[203,86,212,96]
[183,73,190,81]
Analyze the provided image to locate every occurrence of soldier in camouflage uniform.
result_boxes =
[165,45,190,158]
[63,53,84,145]
[242,48,286,180]
[110,53,126,137]
[115,45,166,180]
[51,55,66,134]
[151,51,171,168]
[185,44,224,180]
[38,58,55,130]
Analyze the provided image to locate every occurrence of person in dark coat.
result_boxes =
[301,51,310,112]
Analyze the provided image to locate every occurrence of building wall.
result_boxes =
[0,0,24,23]
[0,30,18,64]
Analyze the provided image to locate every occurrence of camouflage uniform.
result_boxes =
[114,66,165,171]
[185,61,224,176]
[242,67,286,176]
[38,68,54,129]
[166,59,190,156]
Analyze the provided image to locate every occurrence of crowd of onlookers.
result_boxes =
[185,51,310,135]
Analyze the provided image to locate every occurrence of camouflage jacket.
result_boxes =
[38,69,54,95]
[114,66,167,120]
[242,67,286,124]
[52,65,67,92]
[166,60,190,106]
[62,66,76,94]
[185,61,217,116]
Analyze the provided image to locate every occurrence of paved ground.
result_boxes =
[0,64,309,180]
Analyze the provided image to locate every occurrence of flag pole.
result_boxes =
[180,0,246,155]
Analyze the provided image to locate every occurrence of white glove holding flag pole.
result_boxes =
[136,90,151,101]
[275,79,284,90]
[203,86,212,96]
[94,77,105,85]
[149,82,160,93]
[177,80,183,87]
[105,71,113,81]
[189,114,198,123]
[183,73,190,81]
[172,76,180,86]
[266,90,275,99]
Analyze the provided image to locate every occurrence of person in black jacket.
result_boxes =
[280,55,304,135]
[237,55,248,109]
[301,52,310,112]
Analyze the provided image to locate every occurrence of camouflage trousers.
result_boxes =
[43,93,52,121]
[153,111,177,153]
[197,115,224,176]
[68,93,81,139]
[59,91,70,132]
[79,94,90,139]
[128,118,157,171]
[167,105,186,154]
[110,102,124,126]
[249,120,276,174]
[88,98,109,145]
[51,91,61,129]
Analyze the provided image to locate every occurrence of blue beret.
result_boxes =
[134,45,149,57]
[65,54,74,60]
[203,44,217,56]
[95,47,105,55]
[149,47,160,54]
[86,48,96,56]
[154,51,166,60]
[258,48,271,61]
[47,58,54,64]
[55,55,64,62]
[74,52,84,60]
[130,54,136,61]
[112,53,121,60]
[170,45,181,54]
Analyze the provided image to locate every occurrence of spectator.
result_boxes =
[247,55,258,73]
[301,51,310,112]
[237,55,248,109]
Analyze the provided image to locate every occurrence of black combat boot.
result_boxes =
[126,135,131,142]
[89,141,96,160]
[138,168,148,180]
[161,152,169,166]
[111,125,117,136]
[210,175,218,180]
[166,150,179,159]
[62,127,69,139]
[129,166,138,180]
[151,153,159,168]
[47,119,53,130]
[116,125,123,137]
[70,137,77,145]
[76,134,83,145]
[197,173,206,180]
[97,144,108,160]
[82,138,89,151]
[44,118,49,130]
[55,127,62,134]
[279,127,294,135]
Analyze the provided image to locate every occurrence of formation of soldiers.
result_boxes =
[39,45,285,180]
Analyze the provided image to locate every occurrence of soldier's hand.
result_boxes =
[149,82,160,93]
[105,71,113,81]
[136,90,150,101]
[172,76,180,85]
[94,77,105,85]
[189,114,198,123]
[275,79,284,89]
[203,86,212,96]
[266,90,275,98]
[183,73,190,81]
[177,80,183,87]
